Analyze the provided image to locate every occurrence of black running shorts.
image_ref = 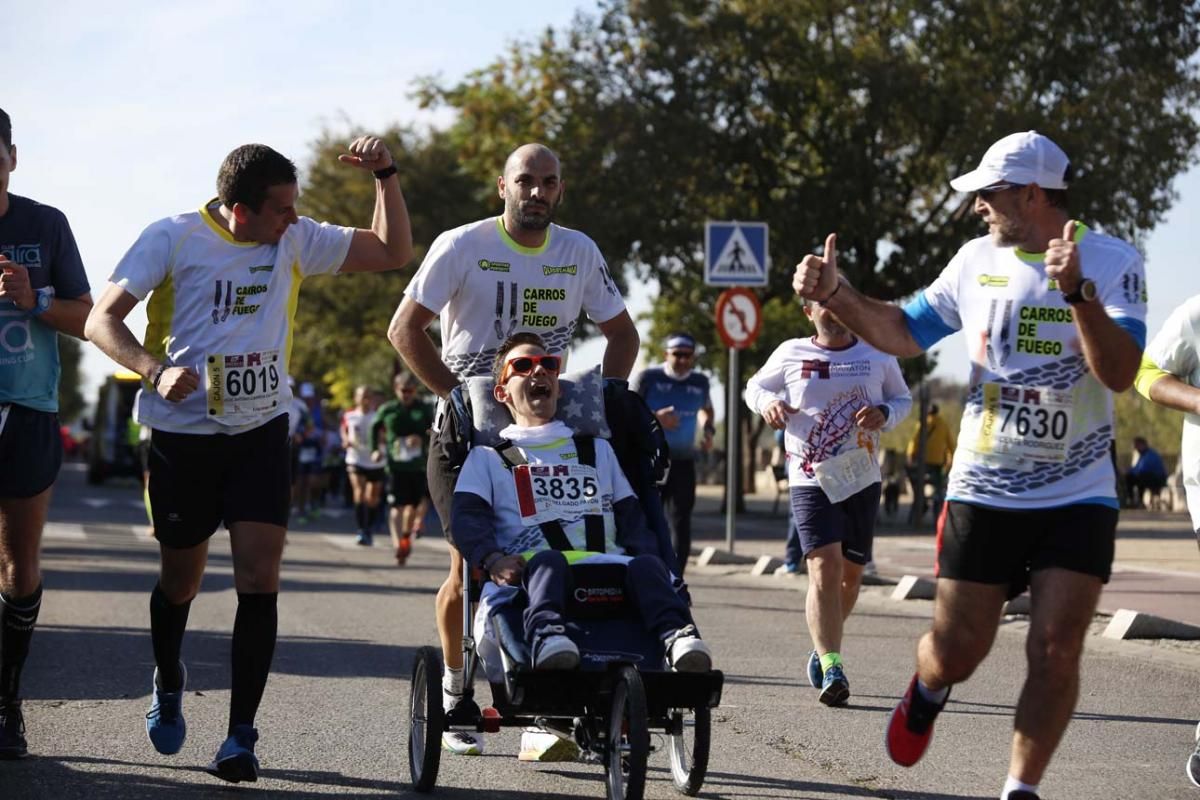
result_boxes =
[388,470,428,508]
[427,424,458,545]
[936,500,1117,596]
[149,413,291,549]
[0,404,62,499]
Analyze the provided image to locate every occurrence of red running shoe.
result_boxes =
[395,536,412,565]
[885,673,949,767]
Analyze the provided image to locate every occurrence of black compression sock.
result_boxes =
[0,584,42,701]
[228,592,278,734]
[149,583,191,691]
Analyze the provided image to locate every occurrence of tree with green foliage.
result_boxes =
[416,0,1200,498]
[56,335,85,423]
[292,128,490,408]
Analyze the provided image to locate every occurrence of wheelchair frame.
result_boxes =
[406,557,724,800]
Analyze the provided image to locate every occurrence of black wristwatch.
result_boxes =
[1062,278,1097,305]
[373,164,398,180]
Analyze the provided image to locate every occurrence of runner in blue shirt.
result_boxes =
[632,333,714,576]
[0,108,93,759]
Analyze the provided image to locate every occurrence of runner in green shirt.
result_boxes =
[372,372,434,564]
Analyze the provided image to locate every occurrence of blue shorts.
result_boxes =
[789,482,881,565]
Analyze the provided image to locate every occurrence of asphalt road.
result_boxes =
[3,463,1199,799]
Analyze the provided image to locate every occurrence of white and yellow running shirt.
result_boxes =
[902,226,1147,509]
[109,201,353,435]
[404,217,627,382]
[1136,295,1200,530]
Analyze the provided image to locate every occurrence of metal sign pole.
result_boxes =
[725,346,738,552]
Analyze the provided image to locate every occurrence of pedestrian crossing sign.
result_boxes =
[705,221,769,286]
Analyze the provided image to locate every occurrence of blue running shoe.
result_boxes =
[145,662,187,755]
[206,724,260,783]
[356,530,373,546]
[806,650,823,689]
[819,664,850,707]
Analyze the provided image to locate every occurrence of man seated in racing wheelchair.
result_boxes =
[450,331,714,675]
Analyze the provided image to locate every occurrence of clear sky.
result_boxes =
[10,1,1200,422]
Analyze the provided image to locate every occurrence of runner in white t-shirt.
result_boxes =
[792,132,1145,800]
[745,301,910,708]
[85,137,413,784]
[387,143,639,757]
[341,385,385,545]
[1133,297,1200,787]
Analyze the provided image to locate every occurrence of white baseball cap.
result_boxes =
[950,131,1071,192]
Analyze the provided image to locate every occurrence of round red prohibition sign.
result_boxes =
[715,288,762,350]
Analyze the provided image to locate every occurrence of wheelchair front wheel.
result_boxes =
[668,706,711,796]
[408,646,444,792]
[605,665,649,800]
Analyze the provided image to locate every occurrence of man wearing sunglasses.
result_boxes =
[452,332,711,674]
[632,333,715,576]
[388,143,638,756]
[793,131,1145,800]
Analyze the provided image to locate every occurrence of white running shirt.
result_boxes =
[903,225,1147,509]
[745,338,911,488]
[1139,295,1200,530]
[110,201,353,435]
[405,217,627,382]
[455,420,632,557]
[342,408,384,469]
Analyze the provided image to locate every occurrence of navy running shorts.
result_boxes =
[0,404,62,499]
[790,482,882,565]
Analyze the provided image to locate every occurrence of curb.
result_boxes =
[692,547,1200,641]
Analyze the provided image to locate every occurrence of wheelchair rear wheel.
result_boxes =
[408,646,444,792]
[605,665,649,800]
[668,706,711,796]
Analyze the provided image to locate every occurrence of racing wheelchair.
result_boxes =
[406,370,724,800]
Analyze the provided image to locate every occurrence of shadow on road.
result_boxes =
[4,753,606,799]
[24,625,417,701]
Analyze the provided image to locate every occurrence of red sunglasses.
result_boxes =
[500,354,561,383]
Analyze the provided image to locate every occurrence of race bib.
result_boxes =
[206,350,282,425]
[512,463,603,526]
[969,382,1073,464]
[813,447,877,504]
[297,444,320,464]
[392,438,422,462]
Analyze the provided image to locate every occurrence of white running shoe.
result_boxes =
[1187,720,1200,788]
[441,731,485,755]
[518,727,580,762]
[666,626,713,673]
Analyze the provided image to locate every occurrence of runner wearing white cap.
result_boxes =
[793,131,1145,800]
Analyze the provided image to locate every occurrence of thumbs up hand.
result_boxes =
[793,233,841,303]
[1045,220,1083,294]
